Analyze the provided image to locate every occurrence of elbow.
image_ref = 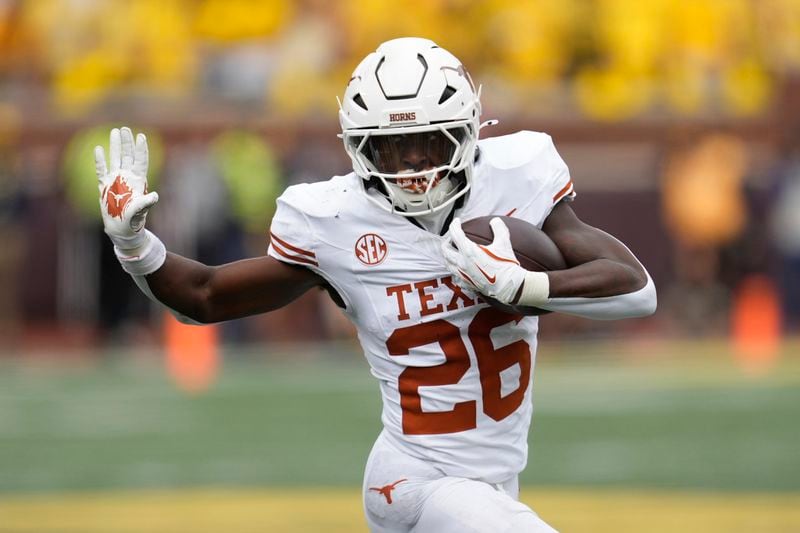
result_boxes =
[173,311,208,326]
[192,279,235,324]
[176,284,219,325]
[638,291,658,317]
[191,296,219,324]
[171,294,216,325]
[631,277,657,318]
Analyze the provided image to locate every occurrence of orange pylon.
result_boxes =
[731,274,782,374]
[164,312,220,393]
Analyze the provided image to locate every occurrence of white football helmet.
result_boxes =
[339,37,482,216]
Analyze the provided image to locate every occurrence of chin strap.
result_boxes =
[438,193,465,236]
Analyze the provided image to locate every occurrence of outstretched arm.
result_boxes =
[96,126,323,324]
[144,253,323,324]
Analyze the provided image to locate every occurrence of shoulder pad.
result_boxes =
[277,174,359,219]
[477,130,557,171]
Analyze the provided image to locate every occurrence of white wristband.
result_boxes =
[516,271,550,306]
[114,229,166,276]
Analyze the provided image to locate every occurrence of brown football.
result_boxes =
[460,216,567,316]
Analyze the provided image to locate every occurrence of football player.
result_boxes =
[96,38,656,532]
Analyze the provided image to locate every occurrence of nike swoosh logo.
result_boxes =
[476,265,496,284]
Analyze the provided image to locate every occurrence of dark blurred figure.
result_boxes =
[159,129,296,343]
[661,134,749,336]
[158,133,242,341]
[769,127,800,334]
[0,125,23,343]
[663,246,729,336]
[17,145,61,337]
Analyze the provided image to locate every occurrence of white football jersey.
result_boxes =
[268,131,575,483]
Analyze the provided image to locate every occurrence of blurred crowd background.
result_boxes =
[1,0,799,353]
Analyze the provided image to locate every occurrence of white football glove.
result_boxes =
[442,217,550,306]
[96,127,159,253]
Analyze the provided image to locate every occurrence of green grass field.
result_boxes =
[1,338,798,531]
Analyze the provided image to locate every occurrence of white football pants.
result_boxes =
[362,431,558,533]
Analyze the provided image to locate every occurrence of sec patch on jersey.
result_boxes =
[461,216,566,316]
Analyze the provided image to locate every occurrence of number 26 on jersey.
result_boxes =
[387,307,530,435]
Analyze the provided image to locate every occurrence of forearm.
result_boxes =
[140,252,322,323]
[517,259,655,319]
[529,203,657,319]
[110,230,216,323]
[538,270,657,319]
[115,231,324,324]
[547,258,646,298]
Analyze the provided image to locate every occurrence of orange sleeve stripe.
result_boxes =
[270,242,320,267]
[552,180,574,204]
[269,232,316,258]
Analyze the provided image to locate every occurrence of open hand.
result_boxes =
[96,127,159,252]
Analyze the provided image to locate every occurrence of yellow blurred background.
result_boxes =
[1,0,799,346]
[1,1,799,532]
[3,0,798,117]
